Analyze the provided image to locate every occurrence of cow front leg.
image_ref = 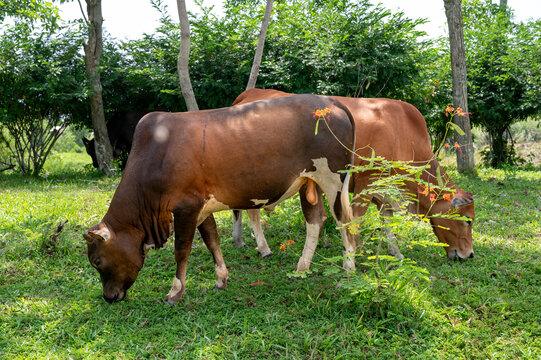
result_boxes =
[165,206,200,305]
[296,183,327,272]
[232,210,246,248]
[378,201,405,260]
[247,209,272,257]
[198,214,229,290]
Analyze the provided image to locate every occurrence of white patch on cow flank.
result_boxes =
[154,124,169,143]
[197,195,231,226]
[300,158,342,208]
[260,158,344,214]
[144,243,155,254]
[262,177,305,211]
[251,199,269,206]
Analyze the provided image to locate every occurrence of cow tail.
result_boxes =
[333,98,356,222]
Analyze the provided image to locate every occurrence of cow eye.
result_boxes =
[93,258,101,268]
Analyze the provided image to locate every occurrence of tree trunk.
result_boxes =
[246,0,274,90]
[443,0,475,174]
[176,0,199,111]
[488,127,510,168]
[500,0,508,7]
[83,0,113,175]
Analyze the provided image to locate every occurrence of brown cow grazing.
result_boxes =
[231,88,475,266]
[84,94,356,304]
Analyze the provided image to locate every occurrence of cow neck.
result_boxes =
[102,183,171,251]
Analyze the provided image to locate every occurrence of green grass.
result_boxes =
[1,153,540,359]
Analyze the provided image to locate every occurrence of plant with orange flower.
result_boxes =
[279,239,295,251]
[312,107,331,135]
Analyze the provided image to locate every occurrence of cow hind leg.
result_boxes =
[246,209,272,257]
[296,183,327,272]
[198,214,229,289]
[232,210,245,248]
[318,172,356,272]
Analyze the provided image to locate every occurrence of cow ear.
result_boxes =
[86,223,111,242]
[451,191,474,208]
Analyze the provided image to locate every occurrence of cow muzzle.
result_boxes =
[447,249,474,261]
[103,290,126,303]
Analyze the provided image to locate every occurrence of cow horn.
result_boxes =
[451,191,474,207]
[86,223,111,242]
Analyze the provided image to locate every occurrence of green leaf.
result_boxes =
[449,122,465,136]
[436,166,443,187]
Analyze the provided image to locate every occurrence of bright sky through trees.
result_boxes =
[58,0,540,41]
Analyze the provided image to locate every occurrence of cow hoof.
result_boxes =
[233,239,246,248]
[343,260,356,272]
[164,292,184,305]
[213,284,227,291]
[164,295,180,305]
[260,249,273,258]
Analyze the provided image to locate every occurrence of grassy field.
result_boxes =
[1,153,540,359]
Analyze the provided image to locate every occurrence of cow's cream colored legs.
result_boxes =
[232,210,245,248]
[246,209,273,257]
[232,209,273,257]
[309,168,356,272]
[371,195,405,260]
[297,182,327,272]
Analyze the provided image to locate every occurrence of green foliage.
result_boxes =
[260,0,432,100]
[0,22,88,175]
[51,126,88,154]
[0,158,540,358]
[0,0,62,30]
[340,256,429,314]
[463,0,541,167]
[79,0,440,124]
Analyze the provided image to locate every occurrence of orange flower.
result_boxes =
[456,107,464,116]
[445,106,455,114]
[444,143,450,149]
[280,239,295,251]
[443,193,452,201]
[418,184,429,196]
[454,141,463,156]
[430,193,436,202]
[313,107,330,118]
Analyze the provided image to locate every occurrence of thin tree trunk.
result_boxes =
[500,0,508,7]
[83,0,113,175]
[246,0,274,90]
[176,0,199,111]
[443,0,475,173]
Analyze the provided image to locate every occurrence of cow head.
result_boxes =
[84,222,144,303]
[82,137,98,169]
[430,190,475,260]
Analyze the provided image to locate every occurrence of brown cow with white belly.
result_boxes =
[232,89,475,267]
[84,94,356,304]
